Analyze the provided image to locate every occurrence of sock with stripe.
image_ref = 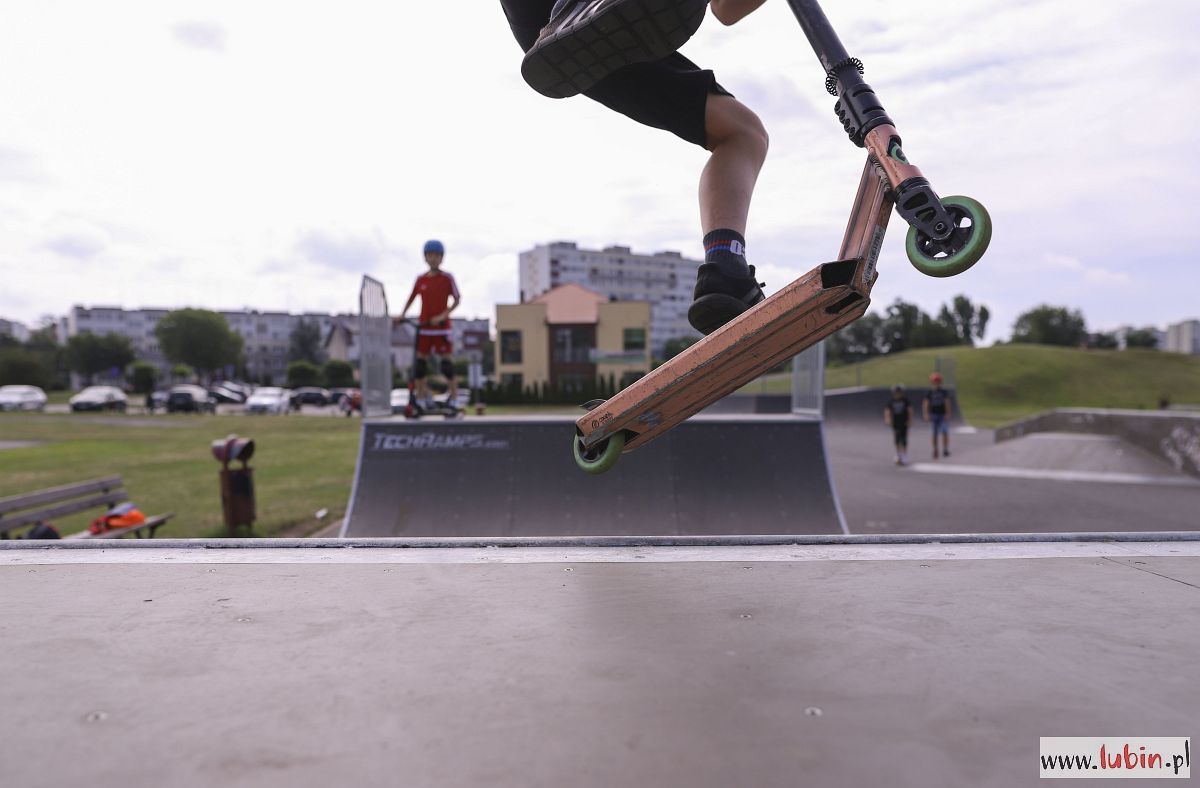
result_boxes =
[703,229,749,278]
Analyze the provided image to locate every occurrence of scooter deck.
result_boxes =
[576,256,876,453]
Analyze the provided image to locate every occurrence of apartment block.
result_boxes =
[1166,320,1200,354]
[519,241,699,357]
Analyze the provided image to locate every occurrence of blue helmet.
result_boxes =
[423,239,445,256]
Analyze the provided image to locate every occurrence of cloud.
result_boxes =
[292,229,386,273]
[1042,253,1130,285]
[42,221,110,259]
[0,147,50,185]
[171,21,226,53]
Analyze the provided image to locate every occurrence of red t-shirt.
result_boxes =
[409,271,460,334]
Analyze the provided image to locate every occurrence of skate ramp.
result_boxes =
[341,416,846,537]
[908,432,1199,487]
[824,386,964,425]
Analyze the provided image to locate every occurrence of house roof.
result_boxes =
[531,283,607,324]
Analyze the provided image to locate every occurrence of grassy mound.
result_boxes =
[826,345,1200,426]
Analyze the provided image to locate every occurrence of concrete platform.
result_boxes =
[2,537,1197,788]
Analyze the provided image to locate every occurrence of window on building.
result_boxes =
[556,373,587,393]
[623,328,646,352]
[500,373,524,389]
[500,330,523,364]
[552,327,593,364]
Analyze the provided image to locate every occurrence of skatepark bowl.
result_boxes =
[2,404,1197,787]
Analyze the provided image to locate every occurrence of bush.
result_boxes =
[128,361,159,394]
[0,348,51,388]
[322,359,355,388]
[286,360,321,388]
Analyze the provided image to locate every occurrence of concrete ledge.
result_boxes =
[996,408,1200,478]
[3,531,1198,552]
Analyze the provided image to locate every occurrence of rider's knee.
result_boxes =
[439,359,455,379]
[414,357,429,379]
[706,96,769,160]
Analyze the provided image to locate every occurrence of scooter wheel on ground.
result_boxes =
[573,431,625,474]
[905,195,991,278]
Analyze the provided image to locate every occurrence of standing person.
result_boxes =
[398,240,461,408]
[501,0,771,335]
[923,372,955,459]
[883,384,911,466]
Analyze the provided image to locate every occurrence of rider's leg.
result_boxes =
[414,355,429,402]
[687,93,770,334]
[700,93,768,236]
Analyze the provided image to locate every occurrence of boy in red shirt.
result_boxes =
[399,240,461,407]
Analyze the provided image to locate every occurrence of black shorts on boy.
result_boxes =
[499,0,767,334]
[500,0,730,149]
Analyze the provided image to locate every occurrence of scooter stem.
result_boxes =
[784,0,850,71]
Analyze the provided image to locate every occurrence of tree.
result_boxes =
[661,336,700,362]
[1124,328,1159,349]
[65,332,135,384]
[914,312,961,348]
[287,360,321,388]
[171,364,193,381]
[128,361,159,394]
[322,359,355,388]
[288,318,323,365]
[1011,305,1088,346]
[1090,332,1119,350]
[0,348,51,388]
[882,299,922,353]
[155,309,243,379]
[828,313,885,363]
[939,295,990,346]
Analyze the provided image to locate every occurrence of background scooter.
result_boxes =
[398,319,463,420]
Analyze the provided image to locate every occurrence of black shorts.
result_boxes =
[892,424,909,446]
[500,0,732,148]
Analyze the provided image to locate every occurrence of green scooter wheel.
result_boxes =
[573,431,625,475]
[905,195,992,278]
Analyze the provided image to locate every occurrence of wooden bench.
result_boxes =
[0,476,174,540]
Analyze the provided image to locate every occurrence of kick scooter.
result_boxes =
[397,319,464,420]
[572,0,991,473]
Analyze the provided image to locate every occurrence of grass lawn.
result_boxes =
[0,413,360,538]
[5,347,1196,538]
[741,345,1200,427]
[826,345,1200,426]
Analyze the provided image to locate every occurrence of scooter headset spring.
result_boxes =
[825,57,865,96]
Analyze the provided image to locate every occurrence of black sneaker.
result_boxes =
[687,263,766,335]
[522,0,709,99]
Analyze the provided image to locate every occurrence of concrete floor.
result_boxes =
[2,540,1197,788]
[824,423,1200,533]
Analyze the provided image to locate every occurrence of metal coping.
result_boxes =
[2,531,1197,551]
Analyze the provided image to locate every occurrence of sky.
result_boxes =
[1,0,1197,343]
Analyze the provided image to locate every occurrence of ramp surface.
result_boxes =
[342,416,845,537]
[825,386,964,425]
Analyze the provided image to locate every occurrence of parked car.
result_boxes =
[245,387,292,415]
[0,385,48,411]
[390,388,410,414]
[291,387,332,407]
[166,384,216,413]
[208,385,246,405]
[69,385,127,412]
[218,381,253,400]
[329,387,358,406]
